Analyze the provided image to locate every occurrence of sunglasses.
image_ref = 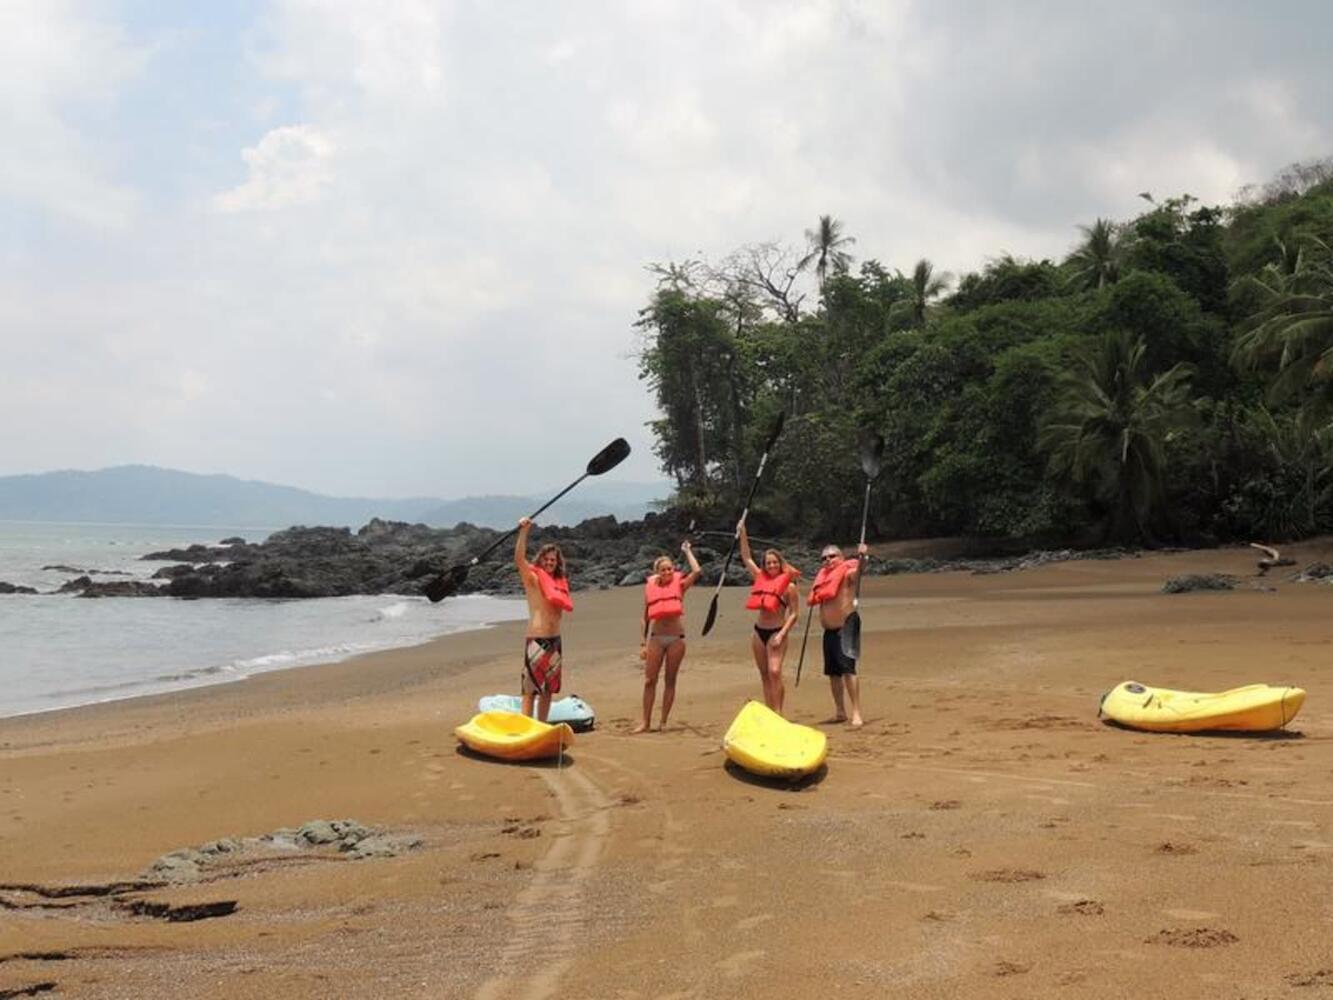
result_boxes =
[820,553,839,562]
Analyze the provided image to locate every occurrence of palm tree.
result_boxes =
[799,215,855,288]
[1239,404,1333,537]
[1231,235,1333,418]
[1067,218,1126,291]
[1040,329,1195,543]
[903,258,949,327]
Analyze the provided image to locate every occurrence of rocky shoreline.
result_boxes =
[6,511,1326,600]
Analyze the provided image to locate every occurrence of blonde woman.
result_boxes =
[635,540,702,733]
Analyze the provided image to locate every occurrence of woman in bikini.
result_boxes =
[738,520,800,716]
[635,539,702,733]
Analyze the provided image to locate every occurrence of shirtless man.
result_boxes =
[807,542,869,728]
[514,517,572,722]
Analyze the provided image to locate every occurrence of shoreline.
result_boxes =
[3,543,1332,997]
[0,592,530,725]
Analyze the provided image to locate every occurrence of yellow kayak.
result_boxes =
[455,710,575,761]
[1099,681,1306,733]
[723,701,828,778]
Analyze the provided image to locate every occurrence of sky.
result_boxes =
[3,0,1331,499]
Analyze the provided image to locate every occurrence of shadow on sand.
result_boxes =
[1099,719,1306,741]
[723,758,827,790]
[455,745,579,769]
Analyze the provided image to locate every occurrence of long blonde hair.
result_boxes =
[761,547,801,579]
[534,542,566,579]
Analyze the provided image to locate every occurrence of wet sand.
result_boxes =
[3,542,1332,998]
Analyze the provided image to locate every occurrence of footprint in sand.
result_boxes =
[1058,899,1105,916]
[735,913,773,931]
[647,880,673,896]
[1286,969,1333,988]
[971,868,1045,883]
[1146,927,1238,948]
[717,950,765,979]
[1155,842,1198,856]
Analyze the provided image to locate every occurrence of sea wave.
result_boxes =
[374,600,411,621]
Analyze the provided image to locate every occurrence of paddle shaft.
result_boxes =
[852,477,872,607]
[467,470,593,568]
[702,447,774,632]
[794,604,814,686]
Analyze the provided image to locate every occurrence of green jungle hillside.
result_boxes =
[636,158,1333,548]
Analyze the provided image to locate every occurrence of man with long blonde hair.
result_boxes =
[514,517,571,722]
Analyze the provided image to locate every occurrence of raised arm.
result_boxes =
[846,542,869,579]
[680,540,702,590]
[514,517,535,582]
[738,519,761,577]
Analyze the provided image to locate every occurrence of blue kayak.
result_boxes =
[476,694,596,731]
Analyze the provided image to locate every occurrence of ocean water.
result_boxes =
[0,521,526,719]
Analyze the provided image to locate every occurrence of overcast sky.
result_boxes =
[3,0,1330,498]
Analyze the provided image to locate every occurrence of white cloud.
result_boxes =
[1,1,1330,498]
[214,124,336,212]
[0,0,145,227]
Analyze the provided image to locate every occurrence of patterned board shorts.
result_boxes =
[522,636,563,695]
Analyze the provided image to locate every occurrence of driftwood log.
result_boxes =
[1251,542,1297,576]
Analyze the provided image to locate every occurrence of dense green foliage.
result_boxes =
[636,158,1333,545]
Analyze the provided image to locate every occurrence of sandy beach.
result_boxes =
[3,542,1333,999]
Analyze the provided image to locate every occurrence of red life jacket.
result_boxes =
[529,564,573,612]
[644,571,685,620]
[808,560,853,606]
[746,570,793,613]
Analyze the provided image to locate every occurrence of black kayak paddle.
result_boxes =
[423,437,631,602]
[839,432,884,660]
[700,412,785,636]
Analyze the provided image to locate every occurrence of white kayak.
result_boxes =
[476,694,596,731]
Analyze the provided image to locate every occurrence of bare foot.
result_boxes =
[849,717,864,729]
[822,715,848,725]
[630,721,649,734]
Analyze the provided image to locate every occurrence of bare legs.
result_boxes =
[829,674,863,727]
[521,690,553,723]
[635,639,685,732]
[751,632,787,716]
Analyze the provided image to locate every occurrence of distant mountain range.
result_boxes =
[0,466,671,530]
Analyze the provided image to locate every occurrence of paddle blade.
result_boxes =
[701,594,719,636]
[587,437,631,476]
[424,564,469,603]
[860,432,885,479]
[839,611,862,661]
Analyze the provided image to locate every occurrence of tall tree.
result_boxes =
[1232,235,1333,418]
[892,258,950,328]
[1067,218,1126,291]
[1040,329,1195,543]
[799,214,856,288]
[636,289,738,491]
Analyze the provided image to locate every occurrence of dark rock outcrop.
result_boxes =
[57,576,163,598]
[1162,573,1237,594]
[0,582,38,595]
